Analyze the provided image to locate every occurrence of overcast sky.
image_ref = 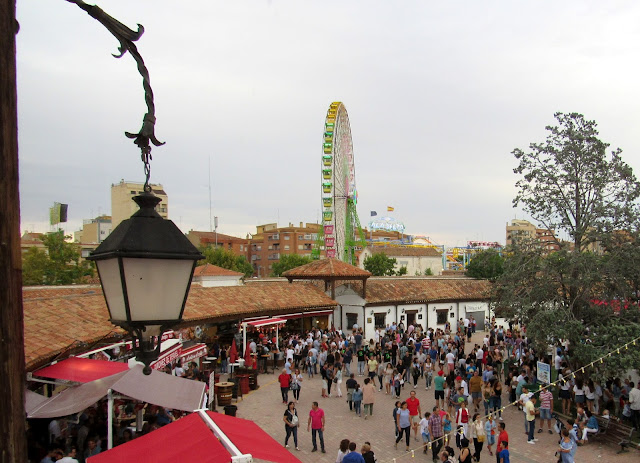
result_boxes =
[15,1,640,247]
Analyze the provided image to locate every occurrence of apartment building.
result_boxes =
[249,222,321,277]
[505,219,559,253]
[111,180,168,230]
[74,215,112,244]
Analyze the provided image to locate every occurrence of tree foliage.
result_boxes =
[22,231,94,285]
[396,265,408,276]
[512,112,640,251]
[270,254,312,277]
[363,252,397,276]
[200,246,254,278]
[495,113,640,376]
[466,249,504,280]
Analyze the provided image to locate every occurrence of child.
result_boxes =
[443,412,453,446]
[419,412,431,453]
[353,384,363,417]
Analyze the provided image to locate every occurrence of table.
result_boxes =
[229,362,240,376]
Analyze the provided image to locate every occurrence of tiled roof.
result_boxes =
[193,264,244,277]
[189,231,247,243]
[364,277,491,305]
[23,282,336,371]
[283,258,371,279]
[366,246,442,257]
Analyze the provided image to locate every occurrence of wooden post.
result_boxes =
[0,0,27,461]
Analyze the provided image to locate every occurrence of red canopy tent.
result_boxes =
[33,357,129,383]
[87,412,229,463]
[88,410,302,463]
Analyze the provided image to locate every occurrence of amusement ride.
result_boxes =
[314,102,366,263]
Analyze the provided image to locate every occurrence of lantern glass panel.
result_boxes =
[96,258,127,322]
[122,257,194,322]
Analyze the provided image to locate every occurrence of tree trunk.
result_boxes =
[0,0,27,461]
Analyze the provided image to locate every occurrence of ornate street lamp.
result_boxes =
[70,0,204,374]
[88,191,203,374]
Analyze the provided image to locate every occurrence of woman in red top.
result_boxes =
[279,369,291,403]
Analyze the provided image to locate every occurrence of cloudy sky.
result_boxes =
[16,1,640,246]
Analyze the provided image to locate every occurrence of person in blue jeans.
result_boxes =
[307,401,326,453]
[353,384,363,417]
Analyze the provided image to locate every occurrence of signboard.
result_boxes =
[150,343,182,371]
[324,225,334,235]
[180,343,208,364]
[537,361,551,384]
[326,249,336,258]
[465,304,486,313]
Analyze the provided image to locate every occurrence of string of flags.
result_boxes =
[387,336,640,463]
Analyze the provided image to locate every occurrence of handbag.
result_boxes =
[290,412,299,426]
[477,434,485,442]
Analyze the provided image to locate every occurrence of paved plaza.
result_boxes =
[221,332,638,463]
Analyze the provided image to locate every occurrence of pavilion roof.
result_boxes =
[282,258,371,280]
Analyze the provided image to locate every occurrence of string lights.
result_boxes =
[381,335,640,463]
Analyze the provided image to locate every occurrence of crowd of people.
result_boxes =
[274,317,638,463]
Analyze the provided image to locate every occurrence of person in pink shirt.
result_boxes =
[307,401,326,453]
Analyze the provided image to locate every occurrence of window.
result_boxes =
[374,313,386,329]
[284,245,290,250]
[436,309,447,325]
[298,235,304,240]
[284,235,290,240]
[257,245,262,251]
[298,245,303,250]
[268,245,273,250]
[130,190,136,194]
[346,313,358,330]
[239,245,243,251]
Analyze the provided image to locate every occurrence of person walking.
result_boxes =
[395,401,412,452]
[471,413,485,461]
[346,373,358,411]
[291,369,303,402]
[336,438,350,463]
[429,405,444,463]
[384,363,394,395]
[307,401,326,453]
[362,378,376,419]
[283,401,301,451]
[495,423,508,463]
[434,370,446,409]
[484,414,497,457]
[335,364,344,398]
[353,384,363,417]
[406,390,422,441]
[278,369,291,404]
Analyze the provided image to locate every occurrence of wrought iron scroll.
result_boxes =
[66,0,164,191]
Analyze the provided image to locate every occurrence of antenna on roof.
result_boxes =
[208,156,213,232]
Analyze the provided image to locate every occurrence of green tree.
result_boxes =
[363,252,397,276]
[22,230,94,285]
[424,268,433,276]
[494,113,640,375]
[271,254,312,277]
[465,249,504,280]
[200,246,254,278]
[396,265,408,276]
[512,112,640,251]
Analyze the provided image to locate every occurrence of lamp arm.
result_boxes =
[66,0,164,190]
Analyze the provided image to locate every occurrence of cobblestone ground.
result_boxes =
[220,332,637,463]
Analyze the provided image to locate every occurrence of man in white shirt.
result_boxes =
[476,347,484,373]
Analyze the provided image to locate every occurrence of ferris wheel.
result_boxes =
[319,102,365,263]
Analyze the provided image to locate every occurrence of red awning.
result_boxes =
[33,357,129,383]
[246,317,287,327]
[206,411,302,463]
[180,343,208,364]
[279,309,334,320]
[87,413,229,463]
